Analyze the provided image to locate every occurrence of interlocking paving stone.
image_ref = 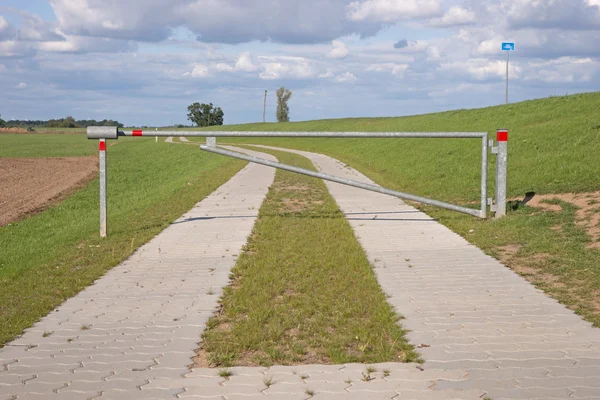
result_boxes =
[0,151,276,399]
[249,144,600,399]
[3,143,600,399]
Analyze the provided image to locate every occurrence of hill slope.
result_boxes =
[203,91,600,203]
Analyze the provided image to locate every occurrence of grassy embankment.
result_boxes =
[200,149,418,367]
[190,92,600,326]
[0,134,245,346]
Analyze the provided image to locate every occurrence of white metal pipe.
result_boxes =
[201,145,483,218]
[114,130,487,139]
[99,139,107,237]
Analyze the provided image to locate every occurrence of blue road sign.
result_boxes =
[502,42,515,51]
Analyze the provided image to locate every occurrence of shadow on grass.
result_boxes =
[172,212,437,224]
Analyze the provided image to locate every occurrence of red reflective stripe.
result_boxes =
[99,141,106,151]
[497,130,508,142]
[132,130,143,136]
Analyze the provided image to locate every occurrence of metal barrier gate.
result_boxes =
[87,127,508,237]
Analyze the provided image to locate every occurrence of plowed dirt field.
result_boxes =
[0,156,97,226]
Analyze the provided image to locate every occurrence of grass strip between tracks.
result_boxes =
[198,148,418,367]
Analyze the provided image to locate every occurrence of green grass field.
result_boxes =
[189,92,600,326]
[200,149,418,367]
[191,92,600,202]
[0,134,245,345]
[2,91,599,347]
[0,133,96,158]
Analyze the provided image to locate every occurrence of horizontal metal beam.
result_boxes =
[114,130,486,139]
[200,145,483,218]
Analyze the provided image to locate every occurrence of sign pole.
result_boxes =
[501,42,514,105]
[506,50,509,105]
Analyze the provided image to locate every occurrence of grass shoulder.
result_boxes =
[0,137,245,345]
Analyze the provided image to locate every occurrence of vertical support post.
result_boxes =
[480,134,488,218]
[495,129,508,217]
[506,51,509,105]
[99,139,107,237]
[206,136,216,148]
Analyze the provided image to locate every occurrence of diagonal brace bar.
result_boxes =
[200,145,484,218]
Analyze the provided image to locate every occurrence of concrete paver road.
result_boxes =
[2,144,600,399]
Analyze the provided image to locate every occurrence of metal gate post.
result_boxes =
[495,129,508,217]
[481,134,488,218]
[99,139,107,237]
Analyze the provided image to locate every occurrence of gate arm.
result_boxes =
[200,145,484,218]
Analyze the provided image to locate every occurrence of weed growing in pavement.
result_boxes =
[218,368,233,379]
[263,376,273,388]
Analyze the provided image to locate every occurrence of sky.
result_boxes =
[0,0,599,126]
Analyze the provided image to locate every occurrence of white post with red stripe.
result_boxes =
[99,139,107,237]
[88,127,118,237]
[495,129,508,217]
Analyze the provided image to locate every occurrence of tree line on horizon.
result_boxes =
[0,115,124,129]
[2,86,293,130]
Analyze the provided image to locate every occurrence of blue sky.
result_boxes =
[1,0,599,126]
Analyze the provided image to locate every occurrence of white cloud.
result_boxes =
[186,64,210,78]
[440,59,521,81]
[215,63,234,72]
[522,57,599,83]
[3,0,600,127]
[346,0,442,22]
[0,40,35,58]
[0,16,8,31]
[48,0,384,44]
[235,52,258,72]
[16,82,27,89]
[328,40,349,59]
[258,56,322,80]
[429,6,476,27]
[335,72,358,82]
[214,52,258,73]
[501,0,600,30]
[37,40,79,53]
[366,63,409,76]
[0,15,16,41]
[318,70,335,78]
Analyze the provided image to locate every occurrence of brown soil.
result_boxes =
[0,156,98,226]
[517,192,600,249]
[0,127,28,134]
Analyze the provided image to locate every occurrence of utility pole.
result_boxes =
[263,90,267,123]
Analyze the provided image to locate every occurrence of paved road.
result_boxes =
[250,145,600,400]
[2,144,600,399]
[0,148,276,399]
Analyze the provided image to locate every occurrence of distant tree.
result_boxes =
[276,87,292,123]
[62,116,77,128]
[187,103,224,127]
[0,114,5,127]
